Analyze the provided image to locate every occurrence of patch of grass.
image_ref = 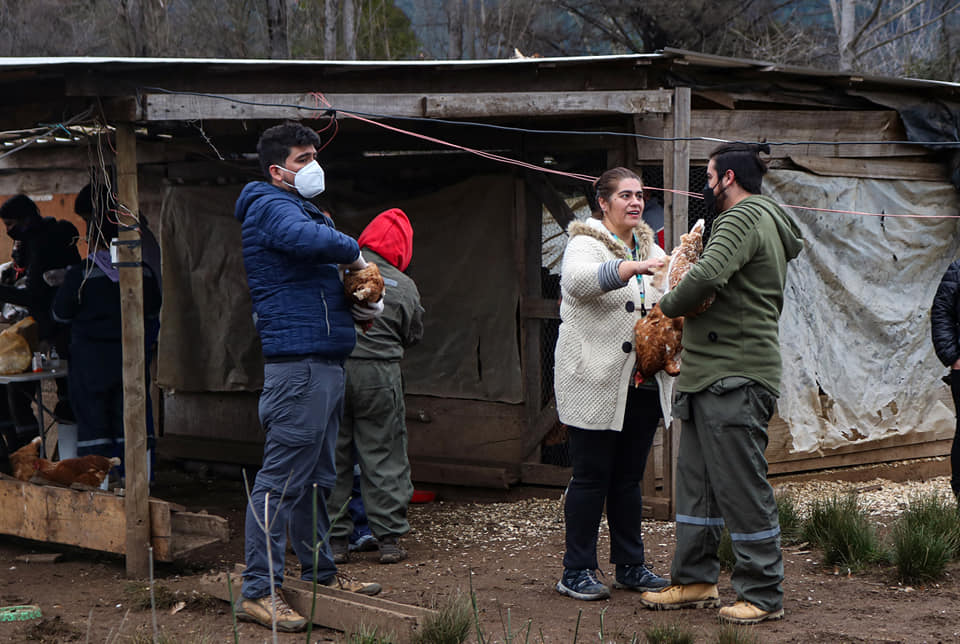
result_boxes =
[716,622,761,644]
[413,592,473,644]
[718,528,736,571]
[123,581,180,610]
[346,625,398,644]
[802,493,883,570]
[891,493,960,583]
[775,491,804,545]
[644,621,696,644]
[24,615,83,642]
[129,625,214,644]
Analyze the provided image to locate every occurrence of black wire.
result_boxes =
[139,85,960,148]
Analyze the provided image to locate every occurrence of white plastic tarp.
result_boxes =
[765,169,960,453]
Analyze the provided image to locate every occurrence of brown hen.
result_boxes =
[343,263,385,332]
[10,437,120,488]
[634,219,712,381]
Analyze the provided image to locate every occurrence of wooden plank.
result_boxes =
[425,90,673,118]
[405,396,525,464]
[767,438,951,475]
[142,90,672,122]
[196,574,414,639]
[635,110,921,160]
[520,462,571,487]
[171,511,230,558]
[520,400,560,461]
[789,155,949,182]
[116,123,150,579]
[520,175,544,431]
[197,569,435,643]
[409,458,517,489]
[143,92,424,121]
[0,169,90,195]
[149,500,172,563]
[156,434,264,466]
[0,479,178,560]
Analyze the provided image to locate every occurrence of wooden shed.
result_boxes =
[1,48,959,527]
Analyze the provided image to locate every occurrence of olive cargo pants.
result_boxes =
[670,377,784,612]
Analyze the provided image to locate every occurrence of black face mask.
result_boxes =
[702,178,729,218]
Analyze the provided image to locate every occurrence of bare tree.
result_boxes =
[343,0,357,59]
[266,0,290,58]
[324,0,339,58]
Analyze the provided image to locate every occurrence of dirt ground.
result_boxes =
[1,464,960,644]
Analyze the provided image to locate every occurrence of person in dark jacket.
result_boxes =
[931,258,960,504]
[233,121,383,634]
[0,194,80,445]
[327,208,424,566]
[51,197,161,479]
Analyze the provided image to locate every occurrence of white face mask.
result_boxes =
[275,160,325,198]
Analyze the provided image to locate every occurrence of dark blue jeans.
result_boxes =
[563,385,660,571]
[242,358,344,600]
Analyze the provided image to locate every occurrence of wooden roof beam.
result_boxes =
[140,90,673,122]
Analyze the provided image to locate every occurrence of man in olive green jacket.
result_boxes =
[639,143,803,625]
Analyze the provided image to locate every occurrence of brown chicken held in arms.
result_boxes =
[9,437,120,487]
[634,219,713,383]
[633,304,684,381]
[343,263,385,332]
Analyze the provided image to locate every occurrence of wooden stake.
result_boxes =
[116,123,150,579]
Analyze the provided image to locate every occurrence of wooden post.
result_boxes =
[662,87,692,518]
[115,123,150,579]
[665,87,691,249]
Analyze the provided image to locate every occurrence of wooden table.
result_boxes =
[0,365,68,458]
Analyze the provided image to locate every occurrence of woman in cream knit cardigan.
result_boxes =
[553,167,670,601]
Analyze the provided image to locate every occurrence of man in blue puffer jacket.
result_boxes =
[234,121,384,633]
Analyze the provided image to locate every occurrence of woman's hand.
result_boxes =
[618,258,665,281]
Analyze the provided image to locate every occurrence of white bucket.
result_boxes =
[57,423,77,460]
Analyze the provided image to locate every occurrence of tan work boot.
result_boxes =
[234,591,307,632]
[638,583,720,610]
[321,572,382,596]
[718,600,784,625]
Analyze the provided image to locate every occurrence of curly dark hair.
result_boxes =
[256,122,322,179]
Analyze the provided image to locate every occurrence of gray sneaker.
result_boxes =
[330,537,349,564]
[378,535,407,564]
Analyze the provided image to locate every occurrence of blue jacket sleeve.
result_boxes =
[259,201,359,265]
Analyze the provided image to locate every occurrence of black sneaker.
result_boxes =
[613,563,670,592]
[330,537,349,564]
[556,568,610,601]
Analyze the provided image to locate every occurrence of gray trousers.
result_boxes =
[328,359,413,540]
[671,377,784,612]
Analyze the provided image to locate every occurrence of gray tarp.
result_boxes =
[766,169,960,453]
[157,175,523,403]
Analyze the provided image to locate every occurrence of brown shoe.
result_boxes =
[638,583,720,610]
[378,535,407,564]
[718,600,784,625]
[321,572,382,596]
[234,591,307,632]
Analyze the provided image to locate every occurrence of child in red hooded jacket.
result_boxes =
[327,208,425,564]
